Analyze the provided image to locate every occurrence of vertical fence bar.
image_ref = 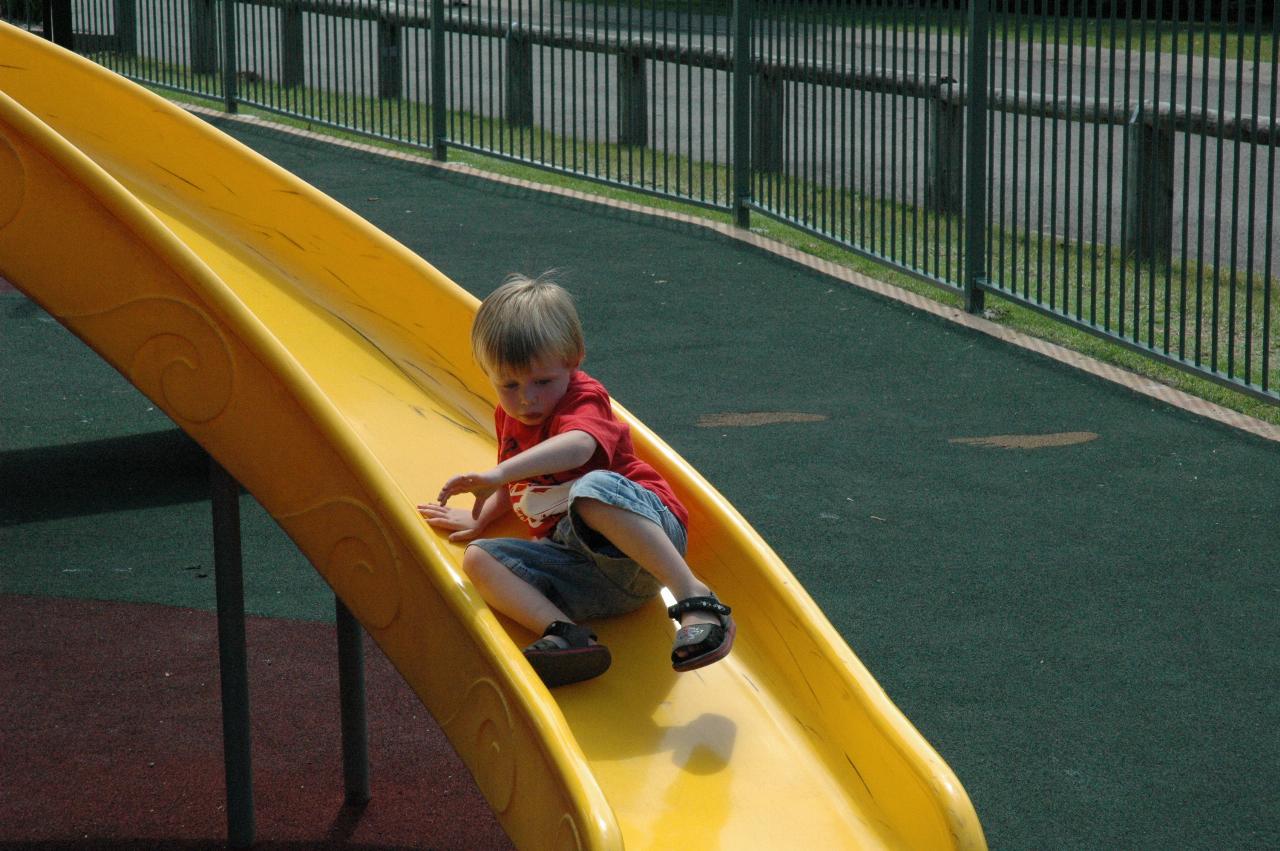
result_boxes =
[671,0,681,195]
[486,2,496,154]
[871,3,881,250]
[1064,3,1076,317]
[985,0,997,296]
[1265,7,1279,392]
[732,0,751,227]
[1047,1,1060,311]
[789,0,800,224]
[860,1,870,252]
[948,0,961,285]
[889,1,900,258]
[1177,0,1197,359]
[962,0,988,313]
[996,2,1010,292]
[802,3,812,230]
[1155,4,1170,351]
[593,0,602,178]
[1244,9,1259,385]
[1226,0,1245,379]
[1193,2,1209,366]
[841,8,851,247]
[1210,3,1227,371]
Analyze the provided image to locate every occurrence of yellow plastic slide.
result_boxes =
[0,24,984,849]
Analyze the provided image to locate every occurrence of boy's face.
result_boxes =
[489,354,576,427]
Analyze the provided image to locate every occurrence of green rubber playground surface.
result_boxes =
[3,116,1278,849]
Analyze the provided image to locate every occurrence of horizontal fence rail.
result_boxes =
[7,0,1276,402]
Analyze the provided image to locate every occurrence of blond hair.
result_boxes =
[472,272,585,375]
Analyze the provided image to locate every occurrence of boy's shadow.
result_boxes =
[536,600,739,773]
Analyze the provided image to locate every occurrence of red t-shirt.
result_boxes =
[495,370,688,537]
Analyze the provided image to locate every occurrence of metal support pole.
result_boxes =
[962,0,990,314]
[335,597,371,805]
[210,457,254,849]
[731,0,752,229]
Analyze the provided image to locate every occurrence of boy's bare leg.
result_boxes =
[462,545,572,636]
[571,498,719,628]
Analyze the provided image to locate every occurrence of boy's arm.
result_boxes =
[437,430,598,507]
[495,430,597,483]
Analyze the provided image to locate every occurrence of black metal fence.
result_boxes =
[6,0,1276,403]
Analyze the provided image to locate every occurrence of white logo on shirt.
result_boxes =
[509,479,578,528]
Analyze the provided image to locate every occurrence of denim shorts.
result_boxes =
[468,470,687,622]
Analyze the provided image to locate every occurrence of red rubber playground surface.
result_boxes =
[1,595,512,849]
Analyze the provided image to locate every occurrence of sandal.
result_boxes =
[668,595,735,672]
[523,621,611,687]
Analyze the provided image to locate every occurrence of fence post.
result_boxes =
[220,0,237,112]
[1124,108,1174,266]
[752,66,784,173]
[505,28,533,126]
[431,0,447,160]
[962,0,989,314]
[926,80,963,216]
[43,0,74,49]
[616,49,647,146]
[281,2,304,88]
[378,19,401,100]
[731,0,751,228]
[114,0,136,55]
[190,0,218,75]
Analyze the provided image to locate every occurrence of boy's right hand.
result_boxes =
[417,502,484,543]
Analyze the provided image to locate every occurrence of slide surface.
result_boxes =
[0,24,984,850]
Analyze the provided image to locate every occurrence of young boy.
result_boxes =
[418,273,734,687]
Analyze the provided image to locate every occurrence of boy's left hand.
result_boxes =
[437,470,502,518]
[417,502,485,542]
